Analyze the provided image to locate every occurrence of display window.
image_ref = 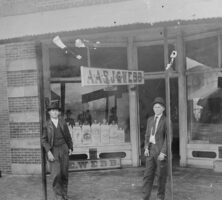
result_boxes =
[186,36,222,144]
[51,83,130,146]
[90,47,127,70]
[186,36,218,69]
[49,47,87,78]
[138,44,176,72]
[49,46,130,147]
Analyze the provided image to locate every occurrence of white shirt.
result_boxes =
[51,118,58,128]
[149,114,162,144]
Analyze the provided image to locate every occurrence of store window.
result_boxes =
[138,44,175,72]
[186,36,218,69]
[51,83,130,146]
[49,46,130,147]
[49,47,87,77]
[186,35,222,144]
[90,47,127,70]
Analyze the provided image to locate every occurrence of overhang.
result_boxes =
[1,0,222,41]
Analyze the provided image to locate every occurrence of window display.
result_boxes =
[186,36,222,144]
[49,46,132,165]
[138,44,175,72]
[51,82,130,146]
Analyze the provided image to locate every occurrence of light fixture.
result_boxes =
[52,35,82,60]
[78,39,101,49]
[53,36,66,49]
[75,39,86,48]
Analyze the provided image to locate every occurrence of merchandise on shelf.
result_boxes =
[72,125,82,145]
[67,119,125,146]
[100,123,110,144]
[109,124,118,144]
[82,124,92,145]
[91,122,101,145]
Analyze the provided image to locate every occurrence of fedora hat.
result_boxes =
[152,97,165,108]
[47,100,61,111]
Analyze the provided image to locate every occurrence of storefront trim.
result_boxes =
[177,29,188,167]
[187,143,221,169]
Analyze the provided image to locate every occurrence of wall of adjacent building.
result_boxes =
[0,41,42,174]
[0,45,11,173]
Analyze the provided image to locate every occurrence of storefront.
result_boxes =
[43,38,141,167]
[1,0,222,174]
[41,22,222,170]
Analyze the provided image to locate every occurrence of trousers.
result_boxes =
[143,145,168,200]
[50,143,69,198]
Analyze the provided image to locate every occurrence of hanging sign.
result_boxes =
[81,66,144,86]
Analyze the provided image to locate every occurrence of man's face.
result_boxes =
[48,109,60,119]
[153,103,165,116]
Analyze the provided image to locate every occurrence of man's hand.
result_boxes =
[144,148,149,157]
[47,151,55,162]
[158,152,166,161]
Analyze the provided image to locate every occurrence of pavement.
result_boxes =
[1,164,222,200]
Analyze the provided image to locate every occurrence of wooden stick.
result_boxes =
[163,27,175,200]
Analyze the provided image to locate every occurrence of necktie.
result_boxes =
[151,116,158,135]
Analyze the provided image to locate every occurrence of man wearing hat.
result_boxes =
[142,97,170,200]
[41,100,73,200]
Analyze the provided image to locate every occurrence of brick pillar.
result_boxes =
[0,45,11,174]
[6,41,41,174]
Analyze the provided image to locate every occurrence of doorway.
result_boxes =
[138,78,179,166]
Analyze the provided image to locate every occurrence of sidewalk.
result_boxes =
[1,165,222,200]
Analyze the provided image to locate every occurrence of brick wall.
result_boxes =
[11,149,41,164]
[7,71,38,87]
[6,43,37,60]
[0,0,129,17]
[8,97,39,112]
[10,122,40,138]
[0,45,11,174]
[5,41,42,174]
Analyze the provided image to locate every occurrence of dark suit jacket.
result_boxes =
[144,115,170,155]
[41,117,73,153]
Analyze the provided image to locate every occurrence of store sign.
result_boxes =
[69,158,121,171]
[81,66,144,86]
